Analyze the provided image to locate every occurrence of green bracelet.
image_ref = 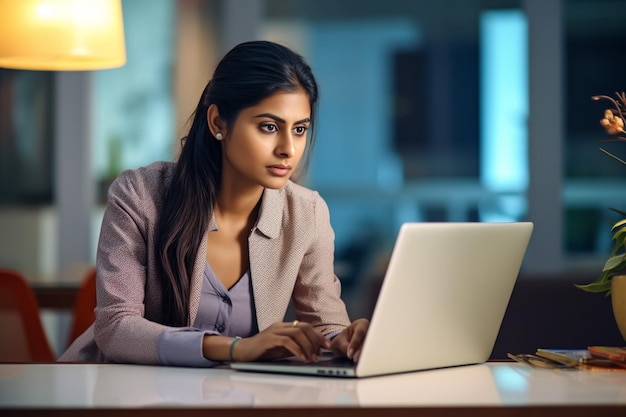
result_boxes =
[229,336,242,362]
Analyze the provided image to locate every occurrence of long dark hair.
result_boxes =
[157,41,320,326]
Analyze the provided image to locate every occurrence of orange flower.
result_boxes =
[600,109,625,135]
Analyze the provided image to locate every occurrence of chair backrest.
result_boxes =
[0,268,55,362]
[66,267,97,347]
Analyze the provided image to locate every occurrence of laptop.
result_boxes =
[231,221,533,378]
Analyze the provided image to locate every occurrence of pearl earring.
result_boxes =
[215,132,223,140]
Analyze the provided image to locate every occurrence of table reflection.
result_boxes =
[1,362,626,408]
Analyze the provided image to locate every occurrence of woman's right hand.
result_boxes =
[232,321,331,363]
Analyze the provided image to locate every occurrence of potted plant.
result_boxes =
[576,92,626,342]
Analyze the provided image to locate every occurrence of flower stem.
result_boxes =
[600,147,626,165]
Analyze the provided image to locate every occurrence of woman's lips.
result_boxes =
[267,165,291,177]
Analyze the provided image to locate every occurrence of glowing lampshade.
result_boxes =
[0,0,126,71]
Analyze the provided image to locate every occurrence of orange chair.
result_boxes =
[0,268,56,362]
[66,267,97,347]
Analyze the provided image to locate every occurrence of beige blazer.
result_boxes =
[59,162,350,364]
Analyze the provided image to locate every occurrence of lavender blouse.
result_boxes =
[157,262,258,366]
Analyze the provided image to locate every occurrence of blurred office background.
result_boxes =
[1,0,626,355]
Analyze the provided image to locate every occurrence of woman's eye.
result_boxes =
[294,126,308,136]
[260,123,278,133]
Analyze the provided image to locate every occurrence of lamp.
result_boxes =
[0,0,126,71]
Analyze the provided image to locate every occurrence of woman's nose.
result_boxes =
[276,133,295,158]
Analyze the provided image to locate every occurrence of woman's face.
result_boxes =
[220,89,311,190]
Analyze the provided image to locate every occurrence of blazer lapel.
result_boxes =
[249,188,292,330]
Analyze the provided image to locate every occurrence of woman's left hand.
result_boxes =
[330,318,369,362]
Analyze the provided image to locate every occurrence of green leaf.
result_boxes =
[612,218,626,231]
[613,233,626,252]
[603,254,626,271]
[575,281,612,295]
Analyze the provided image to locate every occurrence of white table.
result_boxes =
[1,362,625,416]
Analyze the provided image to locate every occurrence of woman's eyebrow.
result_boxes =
[253,113,311,125]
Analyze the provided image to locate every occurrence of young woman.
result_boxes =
[60,40,368,367]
